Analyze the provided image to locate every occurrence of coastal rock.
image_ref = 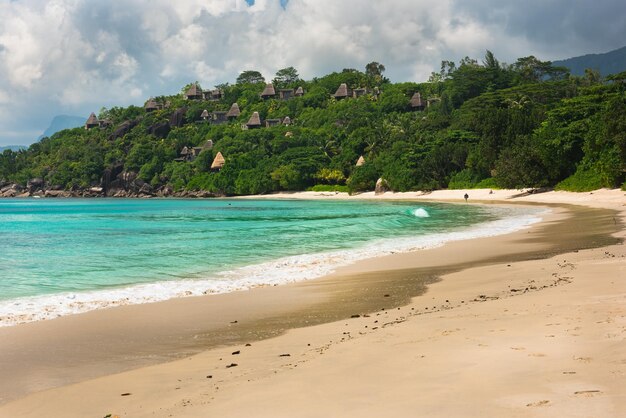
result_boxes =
[169,107,187,128]
[375,177,391,195]
[44,190,70,198]
[16,191,31,198]
[101,163,124,195]
[109,119,139,141]
[157,186,173,197]
[27,178,44,191]
[138,183,154,196]
[1,183,22,197]
[147,121,171,139]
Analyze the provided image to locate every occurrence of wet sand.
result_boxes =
[0,189,624,417]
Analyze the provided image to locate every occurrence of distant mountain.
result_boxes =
[38,115,86,140]
[0,145,27,152]
[553,46,626,77]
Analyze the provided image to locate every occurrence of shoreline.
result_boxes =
[0,188,624,416]
[0,199,543,328]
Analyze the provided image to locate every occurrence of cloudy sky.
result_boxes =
[0,0,624,146]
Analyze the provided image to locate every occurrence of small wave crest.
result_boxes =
[410,208,430,218]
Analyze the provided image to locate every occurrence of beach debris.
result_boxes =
[279,353,291,357]
[230,320,238,324]
[351,314,361,318]
[383,294,390,297]
[232,350,240,355]
[226,363,238,368]
[206,375,213,379]
[574,390,601,396]
[526,400,550,407]
[120,393,132,396]
[245,343,252,347]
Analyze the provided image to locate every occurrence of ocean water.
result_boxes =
[0,198,544,326]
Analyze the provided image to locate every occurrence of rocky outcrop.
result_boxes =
[101,163,124,195]
[108,119,140,141]
[44,190,71,198]
[375,177,391,195]
[27,178,44,191]
[1,183,24,197]
[147,121,171,139]
[169,107,187,128]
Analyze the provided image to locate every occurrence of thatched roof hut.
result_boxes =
[201,139,214,150]
[185,83,203,100]
[333,83,350,99]
[226,102,241,119]
[265,118,281,127]
[282,116,292,125]
[180,146,190,156]
[246,111,262,128]
[356,155,365,167]
[211,152,225,170]
[212,111,228,124]
[260,83,276,99]
[295,86,304,96]
[279,89,294,100]
[204,89,223,101]
[144,98,159,112]
[353,88,367,98]
[201,109,210,120]
[85,112,99,129]
[410,92,425,110]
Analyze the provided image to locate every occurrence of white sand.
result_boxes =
[0,188,624,417]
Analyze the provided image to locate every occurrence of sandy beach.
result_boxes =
[0,188,624,417]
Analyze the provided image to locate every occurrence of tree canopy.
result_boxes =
[236,70,265,85]
[2,51,624,197]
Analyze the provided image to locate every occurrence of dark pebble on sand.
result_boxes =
[351,314,360,318]
[121,393,131,396]
[279,354,291,357]
[226,363,238,368]
[207,375,213,379]
[384,294,390,297]
[232,350,240,355]
[245,343,252,347]
[230,320,238,324]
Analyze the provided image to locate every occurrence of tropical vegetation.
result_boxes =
[1,53,625,195]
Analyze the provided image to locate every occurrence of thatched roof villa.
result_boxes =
[246,111,262,129]
[185,83,203,100]
[226,103,241,119]
[260,83,276,99]
[410,92,425,110]
[333,83,351,100]
[85,112,99,129]
[211,152,225,170]
[144,98,159,112]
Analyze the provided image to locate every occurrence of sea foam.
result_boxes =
[0,207,547,327]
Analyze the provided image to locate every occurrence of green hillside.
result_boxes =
[553,46,626,77]
[1,54,625,197]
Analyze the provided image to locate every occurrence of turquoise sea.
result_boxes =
[0,198,544,326]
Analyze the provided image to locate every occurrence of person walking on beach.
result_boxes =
[464,193,469,202]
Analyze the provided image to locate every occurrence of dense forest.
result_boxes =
[1,51,625,197]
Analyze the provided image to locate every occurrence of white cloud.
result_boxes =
[0,0,623,145]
